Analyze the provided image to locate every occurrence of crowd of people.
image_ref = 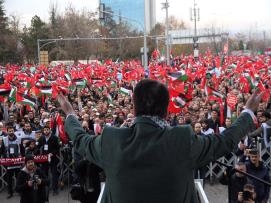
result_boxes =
[0,53,270,202]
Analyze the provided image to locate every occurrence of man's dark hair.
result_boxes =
[133,79,169,118]
[6,125,14,131]
[42,125,51,130]
[243,183,255,191]
[236,161,246,166]
[262,111,271,119]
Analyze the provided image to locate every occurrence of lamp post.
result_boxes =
[143,2,148,72]
[162,0,170,66]
[190,0,200,57]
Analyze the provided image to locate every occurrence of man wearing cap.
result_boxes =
[16,154,48,203]
[246,149,270,203]
[58,79,263,203]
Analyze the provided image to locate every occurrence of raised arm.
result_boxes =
[57,93,103,166]
[190,89,263,168]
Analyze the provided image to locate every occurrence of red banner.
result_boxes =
[0,155,49,166]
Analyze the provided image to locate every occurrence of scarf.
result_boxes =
[141,115,169,129]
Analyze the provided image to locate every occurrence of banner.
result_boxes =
[0,155,49,166]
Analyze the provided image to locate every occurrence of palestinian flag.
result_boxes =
[204,85,224,98]
[119,87,132,96]
[173,95,187,108]
[9,87,17,102]
[245,75,257,90]
[64,73,72,81]
[20,81,31,88]
[0,84,11,95]
[16,93,36,107]
[106,93,113,103]
[91,78,104,88]
[73,78,87,89]
[167,71,188,82]
[37,85,52,95]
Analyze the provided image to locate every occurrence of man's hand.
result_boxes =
[237,192,243,202]
[245,88,264,112]
[239,142,246,151]
[37,179,42,185]
[27,180,33,187]
[57,93,75,115]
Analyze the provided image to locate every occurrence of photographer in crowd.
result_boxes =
[246,149,270,203]
[237,184,256,203]
[220,162,251,203]
[16,154,48,203]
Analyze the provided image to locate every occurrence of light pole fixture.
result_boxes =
[162,0,170,66]
[190,0,200,58]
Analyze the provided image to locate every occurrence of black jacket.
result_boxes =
[0,140,6,158]
[37,134,60,163]
[220,172,249,202]
[246,161,270,202]
[65,112,255,203]
[74,159,102,203]
[16,167,48,203]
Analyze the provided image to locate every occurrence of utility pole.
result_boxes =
[162,0,170,66]
[37,39,40,64]
[143,1,148,72]
[190,0,200,58]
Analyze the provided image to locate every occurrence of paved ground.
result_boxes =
[1,182,271,203]
[0,182,228,203]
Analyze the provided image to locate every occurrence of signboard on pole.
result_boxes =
[40,51,49,65]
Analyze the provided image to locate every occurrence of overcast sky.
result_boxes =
[4,0,271,34]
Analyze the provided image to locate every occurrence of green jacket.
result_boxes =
[65,112,254,203]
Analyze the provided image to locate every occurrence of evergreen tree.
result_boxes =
[0,0,8,32]
[0,0,15,64]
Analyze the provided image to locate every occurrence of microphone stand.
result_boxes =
[216,160,271,203]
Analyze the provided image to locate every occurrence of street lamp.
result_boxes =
[162,0,170,66]
[190,0,200,58]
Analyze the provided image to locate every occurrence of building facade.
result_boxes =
[100,0,156,33]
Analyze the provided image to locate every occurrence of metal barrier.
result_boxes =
[0,139,270,192]
[195,179,209,203]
